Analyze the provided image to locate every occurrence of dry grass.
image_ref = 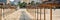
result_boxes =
[3,9,16,16]
[26,9,60,20]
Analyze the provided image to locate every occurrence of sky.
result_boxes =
[10,0,14,2]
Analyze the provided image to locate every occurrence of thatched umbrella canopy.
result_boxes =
[37,3,60,20]
[0,2,4,9]
[0,4,3,5]
[37,3,60,8]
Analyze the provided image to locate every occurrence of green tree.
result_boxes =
[18,2,27,8]
[31,1,35,5]
[22,2,27,8]
[36,2,40,5]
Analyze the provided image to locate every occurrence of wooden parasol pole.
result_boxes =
[44,7,45,20]
[50,6,52,20]
[40,8,41,20]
